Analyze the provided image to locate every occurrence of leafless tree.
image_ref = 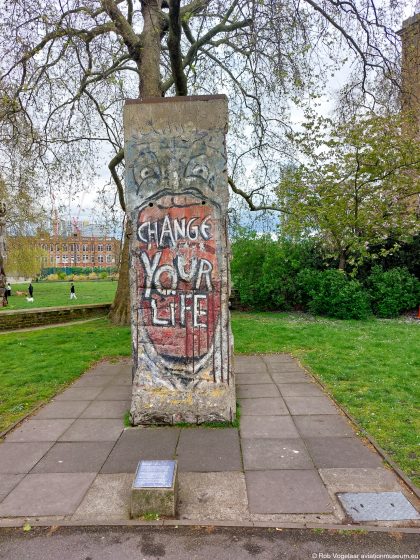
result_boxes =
[0,0,408,323]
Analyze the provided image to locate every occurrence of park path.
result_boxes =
[0,355,418,527]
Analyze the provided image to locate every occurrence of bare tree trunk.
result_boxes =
[109,220,131,325]
[108,0,164,326]
[338,250,346,271]
[0,202,7,307]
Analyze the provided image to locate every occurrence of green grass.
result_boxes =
[0,318,130,433]
[0,311,418,486]
[232,312,420,486]
[1,280,117,311]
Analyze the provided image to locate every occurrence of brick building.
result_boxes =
[39,222,121,270]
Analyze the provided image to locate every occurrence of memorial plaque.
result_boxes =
[124,96,236,425]
[134,460,175,488]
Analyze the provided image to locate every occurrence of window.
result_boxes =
[62,255,68,263]
[97,255,104,263]
[70,244,74,252]
[56,255,60,263]
[106,244,112,251]
[50,244,54,251]
[82,254,89,263]
[70,256,75,263]
[76,255,80,262]
[56,244,60,251]
[97,244,103,252]
[106,255,112,263]
[62,244,67,251]
[82,244,88,252]
[91,256,95,263]
[50,256,54,264]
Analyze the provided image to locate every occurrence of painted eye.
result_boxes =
[192,165,209,179]
[140,167,154,180]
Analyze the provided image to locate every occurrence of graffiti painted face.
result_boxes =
[130,132,226,381]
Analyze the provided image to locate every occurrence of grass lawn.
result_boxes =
[1,280,117,311]
[0,312,418,485]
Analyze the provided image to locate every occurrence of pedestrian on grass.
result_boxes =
[28,283,33,298]
[6,283,11,297]
[70,282,77,300]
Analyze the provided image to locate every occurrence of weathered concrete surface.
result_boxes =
[124,96,235,425]
[130,461,178,518]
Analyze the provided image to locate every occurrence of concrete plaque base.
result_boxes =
[130,460,178,518]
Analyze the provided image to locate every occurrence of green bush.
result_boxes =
[301,269,371,319]
[367,266,419,318]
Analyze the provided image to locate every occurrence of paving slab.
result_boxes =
[109,375,132,386]
[35,401,90,419]
[239,397,288,416]
[176,429,242,472]
[271,372,309,384]
[101,428,180,473]
[278,383,325,397]
[80,400,130,419]
[242,438,314,470]
[237,384,280,399]
[70,375,115,388]
[234,364,268,375]
[319,468,402,493]
[284,396,338,415]
[294,414,354,438]
[54,387,103,401]
[305,437,383,468]
[72,474,133,521]
[96,386,132,401]
[245,470,333,514]
[178,472,250,520]
[31,442,115,473]
[85,362,124,375]
[0,473,96,517]
[262,354,297,365]
[0,442,54,474]
[236,373,272,385]
[5,419,75,442]
[240,416,300,439]
[59,419,124,442]
[0,475,25,502]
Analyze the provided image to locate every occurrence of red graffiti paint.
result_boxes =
[135,194,220,363]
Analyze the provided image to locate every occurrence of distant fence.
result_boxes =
[0,303,111,331]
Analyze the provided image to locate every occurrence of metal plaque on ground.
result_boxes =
[133,460,176,488]
[338,492,419,521]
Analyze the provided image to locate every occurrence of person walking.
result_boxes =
[27,282,34,302]
[70,283,77,300]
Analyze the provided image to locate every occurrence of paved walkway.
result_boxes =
[0,355,418,527]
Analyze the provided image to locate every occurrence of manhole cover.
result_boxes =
[337,492,419,521]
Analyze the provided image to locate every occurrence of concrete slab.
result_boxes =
[5,419,75,442]
[59,419,123,442]
[54,387,103,401]
[242,438,314,470]
[237,384,280,399]
[305,437,383,468]
[0,442,54,474]
[246,470,333,514]
[235,364,268,375]
[278,383,325,397]
[284,396,338,415]
[294,415,354,438]
[239,397,288,416]
[271,372,309,384]
[319,468,402,493]
[80,400,130,419]
[70,375,115,388]
[96,386,132,401]
[31,442,115,473]
[35,401,89,419]
[178,472,250,520]
[109,375,132,386]
[0,475,24,502]
[0,473,96,517]
[72,474,132,521]
[262,354,297,365]
[101,428,180,473]
[176,429,242,472]
[85,362,124,376]
[236,373,272,385]
[240,416,300,439]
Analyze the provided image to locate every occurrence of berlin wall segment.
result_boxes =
[124,96,235,425]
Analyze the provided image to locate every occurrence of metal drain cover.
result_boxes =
[337,492,419,521]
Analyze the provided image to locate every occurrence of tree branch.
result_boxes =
[228,177,290,214]
[167,0,188,95]
[109,149,126,212]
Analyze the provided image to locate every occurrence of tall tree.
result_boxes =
[0,0,408,323]
[277,112,420,272]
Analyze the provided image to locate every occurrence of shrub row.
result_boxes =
[231,235,419,319]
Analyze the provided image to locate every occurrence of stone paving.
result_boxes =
[0,355,418,526]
